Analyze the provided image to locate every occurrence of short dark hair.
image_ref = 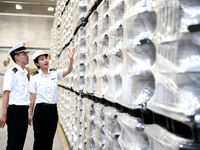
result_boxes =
[10,52,19,63]
[34,58,40,69]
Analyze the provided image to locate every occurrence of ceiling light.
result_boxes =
[48,7,54,11]
[16,4,22,10]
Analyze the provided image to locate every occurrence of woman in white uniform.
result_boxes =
[29,48,75,150]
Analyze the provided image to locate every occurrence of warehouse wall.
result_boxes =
[0,14,54,48]
[0,14,53,72]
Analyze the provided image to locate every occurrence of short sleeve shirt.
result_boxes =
[3,65,30,105]
[30,69,63,104]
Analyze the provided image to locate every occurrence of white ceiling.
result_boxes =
[0,0,56,16]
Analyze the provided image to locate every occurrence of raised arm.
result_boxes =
[62,48,75,78]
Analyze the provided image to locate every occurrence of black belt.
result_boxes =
[9,105,29,108]
[36,103,57,107]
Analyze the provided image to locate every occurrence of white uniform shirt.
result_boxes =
[30,69,63,104]
[3,64,30,105]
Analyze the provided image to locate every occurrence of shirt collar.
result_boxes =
[15,64,28,75]
[38,69,50,77]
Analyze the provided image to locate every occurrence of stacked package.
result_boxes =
[53,0,200,149]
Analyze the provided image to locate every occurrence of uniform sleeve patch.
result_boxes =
[50,68,57,71]
[32,71,39,76]
[12,67,18,73]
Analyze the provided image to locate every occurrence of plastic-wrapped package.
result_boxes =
[94,100,105,127]
[125,0,154,15]
[103,107,121,136]
[123,39,156,69]
[108,25,124,52]
[90,11,99,30]
[103,107,121,150]
[57,89,71,133]
[117,113,149,150]
[149,71,200,121]
[98,0,109,19]
[78,57,86,91]
[153,0,200,43]
[74,134,83,150]
[85,99,95,138]
[73,120,82,150]
[85,21,92,60]
[91,25,99,45]
[108,50,124,74]
[123,11,156,44]
[102,50,123,102]
[101,34,109,55]
[149,32,200,121]
[95,54,110,98]
[154,33,200,72]
[86,137,95,150]
[109,0,125,27]
[99,14,110,36]
[94,80,102,98]
[101,44,155,108]
[181,1,200,32]
[94,103,105,149]
[92,42,98,58]
[95,128,106,150]
[120,69,155,108]
[77,0,87,20]
[81,98,88,145]
[144,124,190,150]
[97,0,110,38]
[86,0,100,15]
[90,73,97,95]
[104,73,123,103]
[85,61,93,94]
[77,97,83,141]
[102,136,122,150]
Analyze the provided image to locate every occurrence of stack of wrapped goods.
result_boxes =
[53,0,200,149]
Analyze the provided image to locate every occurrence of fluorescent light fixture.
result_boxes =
[16,4,22,10]
[48,7,54,11]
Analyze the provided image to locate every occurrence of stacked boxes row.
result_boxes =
[55,0,200,120]
[84,0,156,109]
[149,0,200,122]
[52,0,200,149]
[54,0,87,53]
[57,87,191,150]
[54,0,101,55]
[50,21,58,68]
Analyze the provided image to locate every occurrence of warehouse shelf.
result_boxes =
[53,0,200,149]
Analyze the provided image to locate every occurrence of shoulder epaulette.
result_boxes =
[50,68,57,71]
[12,67,18,73]
[32,71,39,76]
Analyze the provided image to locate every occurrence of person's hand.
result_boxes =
[68,48,75,59]
[0,113,7,128]
[28,110,33,126]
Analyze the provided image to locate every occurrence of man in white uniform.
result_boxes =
[0,41,30,150]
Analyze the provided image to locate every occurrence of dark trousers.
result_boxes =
[6,105,29,150]
[33,103,58,150]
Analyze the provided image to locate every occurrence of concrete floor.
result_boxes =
[0,98,64,150]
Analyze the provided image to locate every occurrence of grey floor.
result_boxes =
[0,98,64,150]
